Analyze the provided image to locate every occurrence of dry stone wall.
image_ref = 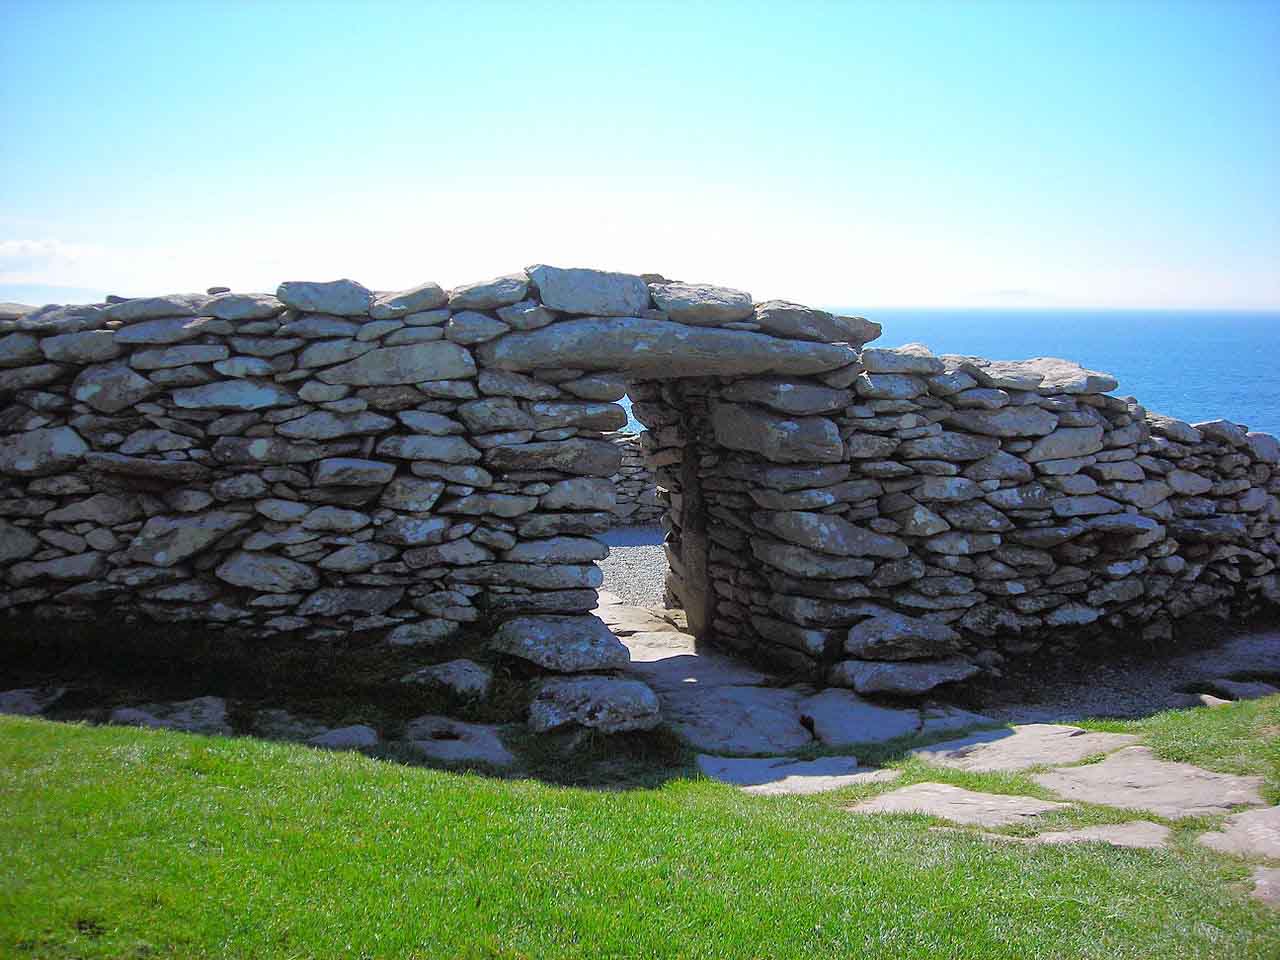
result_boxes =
[605,431,664,526]
[1,264,1278,731]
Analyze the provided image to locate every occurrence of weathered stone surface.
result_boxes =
[540,478,617,511]
[911,724,1138,772]
[529,676,661,733]
[446,311,510,345]
[1033,746,1266,818]
[317,342,476,385]
[899,433,1001,461]
[649,281,753,325]
[71,362,156,413]
[945,407,1059,437]
[448,273,529,310]
[1024,426,1104,463]
[719,377,852,415]
[1197,805,1280,860]
[370,282,447,319]
[754,511,908,559]
[845,612,961,661]
[696,755,901,795]
[295,587,403,617]
[109,696,231,736]
[753,301,880,344]
[797,689,921,746]
[0,521,41,563]
[172,381,297,411]
[0,332,40,366]
[483,439,622,476]
[849,782,1068,826]
[402,659,493,699]
[490,614,628,672]
[216,551,319,593]
[527,264,649,316]
[828,658,979,696]
[276,279,373,315]
[377,435,481,463]
[711,403,843,463]
[204,292,284,321]
[308,724,379,750]
[0,427,87,477]
[314,457,396,486]
[476,317,857,378]
[126,511,251,567]
[1250,867,1280,908]
[40,329,122,363]
[861,346,945,374]
[662,685,812,755]
[276,410,394,440]
[0,687,65,716]
[404,715,517,768]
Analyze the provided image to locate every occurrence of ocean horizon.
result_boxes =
[622,308,1280,438]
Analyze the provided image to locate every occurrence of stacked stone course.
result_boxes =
[1,265,1277,735]
[605,431,664,526]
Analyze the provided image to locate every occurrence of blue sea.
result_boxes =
[620,310,1280,438]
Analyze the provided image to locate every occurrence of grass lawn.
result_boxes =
[2,697,1278,959]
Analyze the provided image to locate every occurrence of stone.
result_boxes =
[797,689,921,746]
[945,407,1059,437]
[719,377,852,415]
[448,273,529,310]
[1202,678,1280,701]
[84,452,211,482]
[370,282,448,319]
[172,381,297,411]
[130,344,228,369]
[213,357,274,378]
[216,551,319,592]
[296,338,374,367]
[484,439,622,476]
[103,293,208,322]
[495,299,557,331]
[112,315,215,345]
[295,587,404,617]
[403,659,493,699]
[446,311,510,345]
[0,332,40,366]
[71,362,156,413]
[828,658,980,696]
[314,458,396,486]
[317,342,476,385]
[386,621,461,646]
[898,433,1001,461]
[276,410,394,440]
[918,706,999,737]
[526,264,649,316]
[9,551,107,585]
[503,536,608,563]
[696,755,902,796]
[620,628,768,693]
[753,301,880,344]
[662,685,813,755]
[754,510,908,559]
[848,783,1068,827]
[276,279,373,315]
[854,373,926,400]
[0,427,88,477]
[477,369,559,400]
[649,281,753,325]
[1024,426,1105,463]
[528,675,661,733]
[711,403,842,463]
[1251,867,1280,908]
[861,346,945,374]
[911,724,1138,772]
[0,521,40,563]
[527,401,628,431]
[308,725,379,750]
[39,329,122,363]
[377,435,480,463]
[0,687,65,716]
[1029,822,1171,849]
[1021,357,1118,394]
[476,317,857,379]
[317,543,399,572]
[845,612,961,660]
[489,614,629,672]
[1033,746,1266,818]
[109,696,231,736]
[403,715,517,768]
[540,478,617,511]
[1197,805,1280,859]
[204,292,284,320]
[126,511,251,567]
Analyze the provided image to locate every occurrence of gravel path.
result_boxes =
[597,525,668,608]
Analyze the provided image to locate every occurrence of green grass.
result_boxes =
[3,700,1279,959]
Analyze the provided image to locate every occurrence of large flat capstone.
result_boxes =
[475,317,858,378]
[911,723,1139,772]
[848,782,1069,827]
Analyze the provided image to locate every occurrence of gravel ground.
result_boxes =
[597,525,668,608]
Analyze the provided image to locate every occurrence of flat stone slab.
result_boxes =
[622,630,768,694]
[912,723,1139,772]
[403,715,517,769]
[938,821,1172,850]
[797,689,921,747]
[0,687,65,716]
[109,695,232,736]
[308,724,378,750]
[849,782,1069,827]
[918,705,999,737]
[1198,805,1280,860]
[663,684,813,756]
[1033,746,1266,818]
[1203,678,1280,701]
[1251,866,1280,908]
[697,754,901,796]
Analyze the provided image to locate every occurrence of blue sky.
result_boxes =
[1,0,1277,308]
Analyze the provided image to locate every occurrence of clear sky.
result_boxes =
[1,0,1277,309]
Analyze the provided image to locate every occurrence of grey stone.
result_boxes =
[489,614,629,672]
[719,377,852,415]
[0,687,66,716]
[113,315,216,345]
[317,342,476,385]
[308,725,379,750]
[448,273,529,310]
[126,511,251,567]
[296,338,374,367]
[295,587,404,617]
[503,536,608,563]
[845,612,961,660]
[476,369,559,400]
[898,433,1001,461]
[71,362,156,413]
[528,676,661,733]
[483,439,622,476]
[216,551,319,592]
[402,659,493,699]
[495,299,557,331]
[276,410,394,440]
[696,754,901,795]
[476,317,857,379]
[109,696,231,736]
[0,332,40,366]
[0,521,40,563]
[797,689,921,746]
[130,344,228,369]
[911,724,1139,772]
[276,279,373,315]
[527,264,649,316]
[662,684,813,755]
[9,551,107,585]
[527,401,627,431]
[213,357,274,378]
[945,407,1059,437]
[753,301,880,344]
[317,543,399,572]
[861,346,945,374]
[648,281,753,325]
[711,403,842,463]
[540,478,617,511]
[204,292,284,321]
[370,282,448,319]
[1026,822,1171,849]
[445,311,510,345]
[403,715,517,768]
[1024,426,1105,463]
[828,658,980,696]
[377,435,481,463]
[0,427,88,477]
[172,381,297,411]
[848,782,1068,827]
[754,510,908,558]
[1197,805,1280,859]
[39,329,122,363]
[1033,746,1266,818]
[386,620,461,646]
[314,458,396,486]
[103,294,207,322]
